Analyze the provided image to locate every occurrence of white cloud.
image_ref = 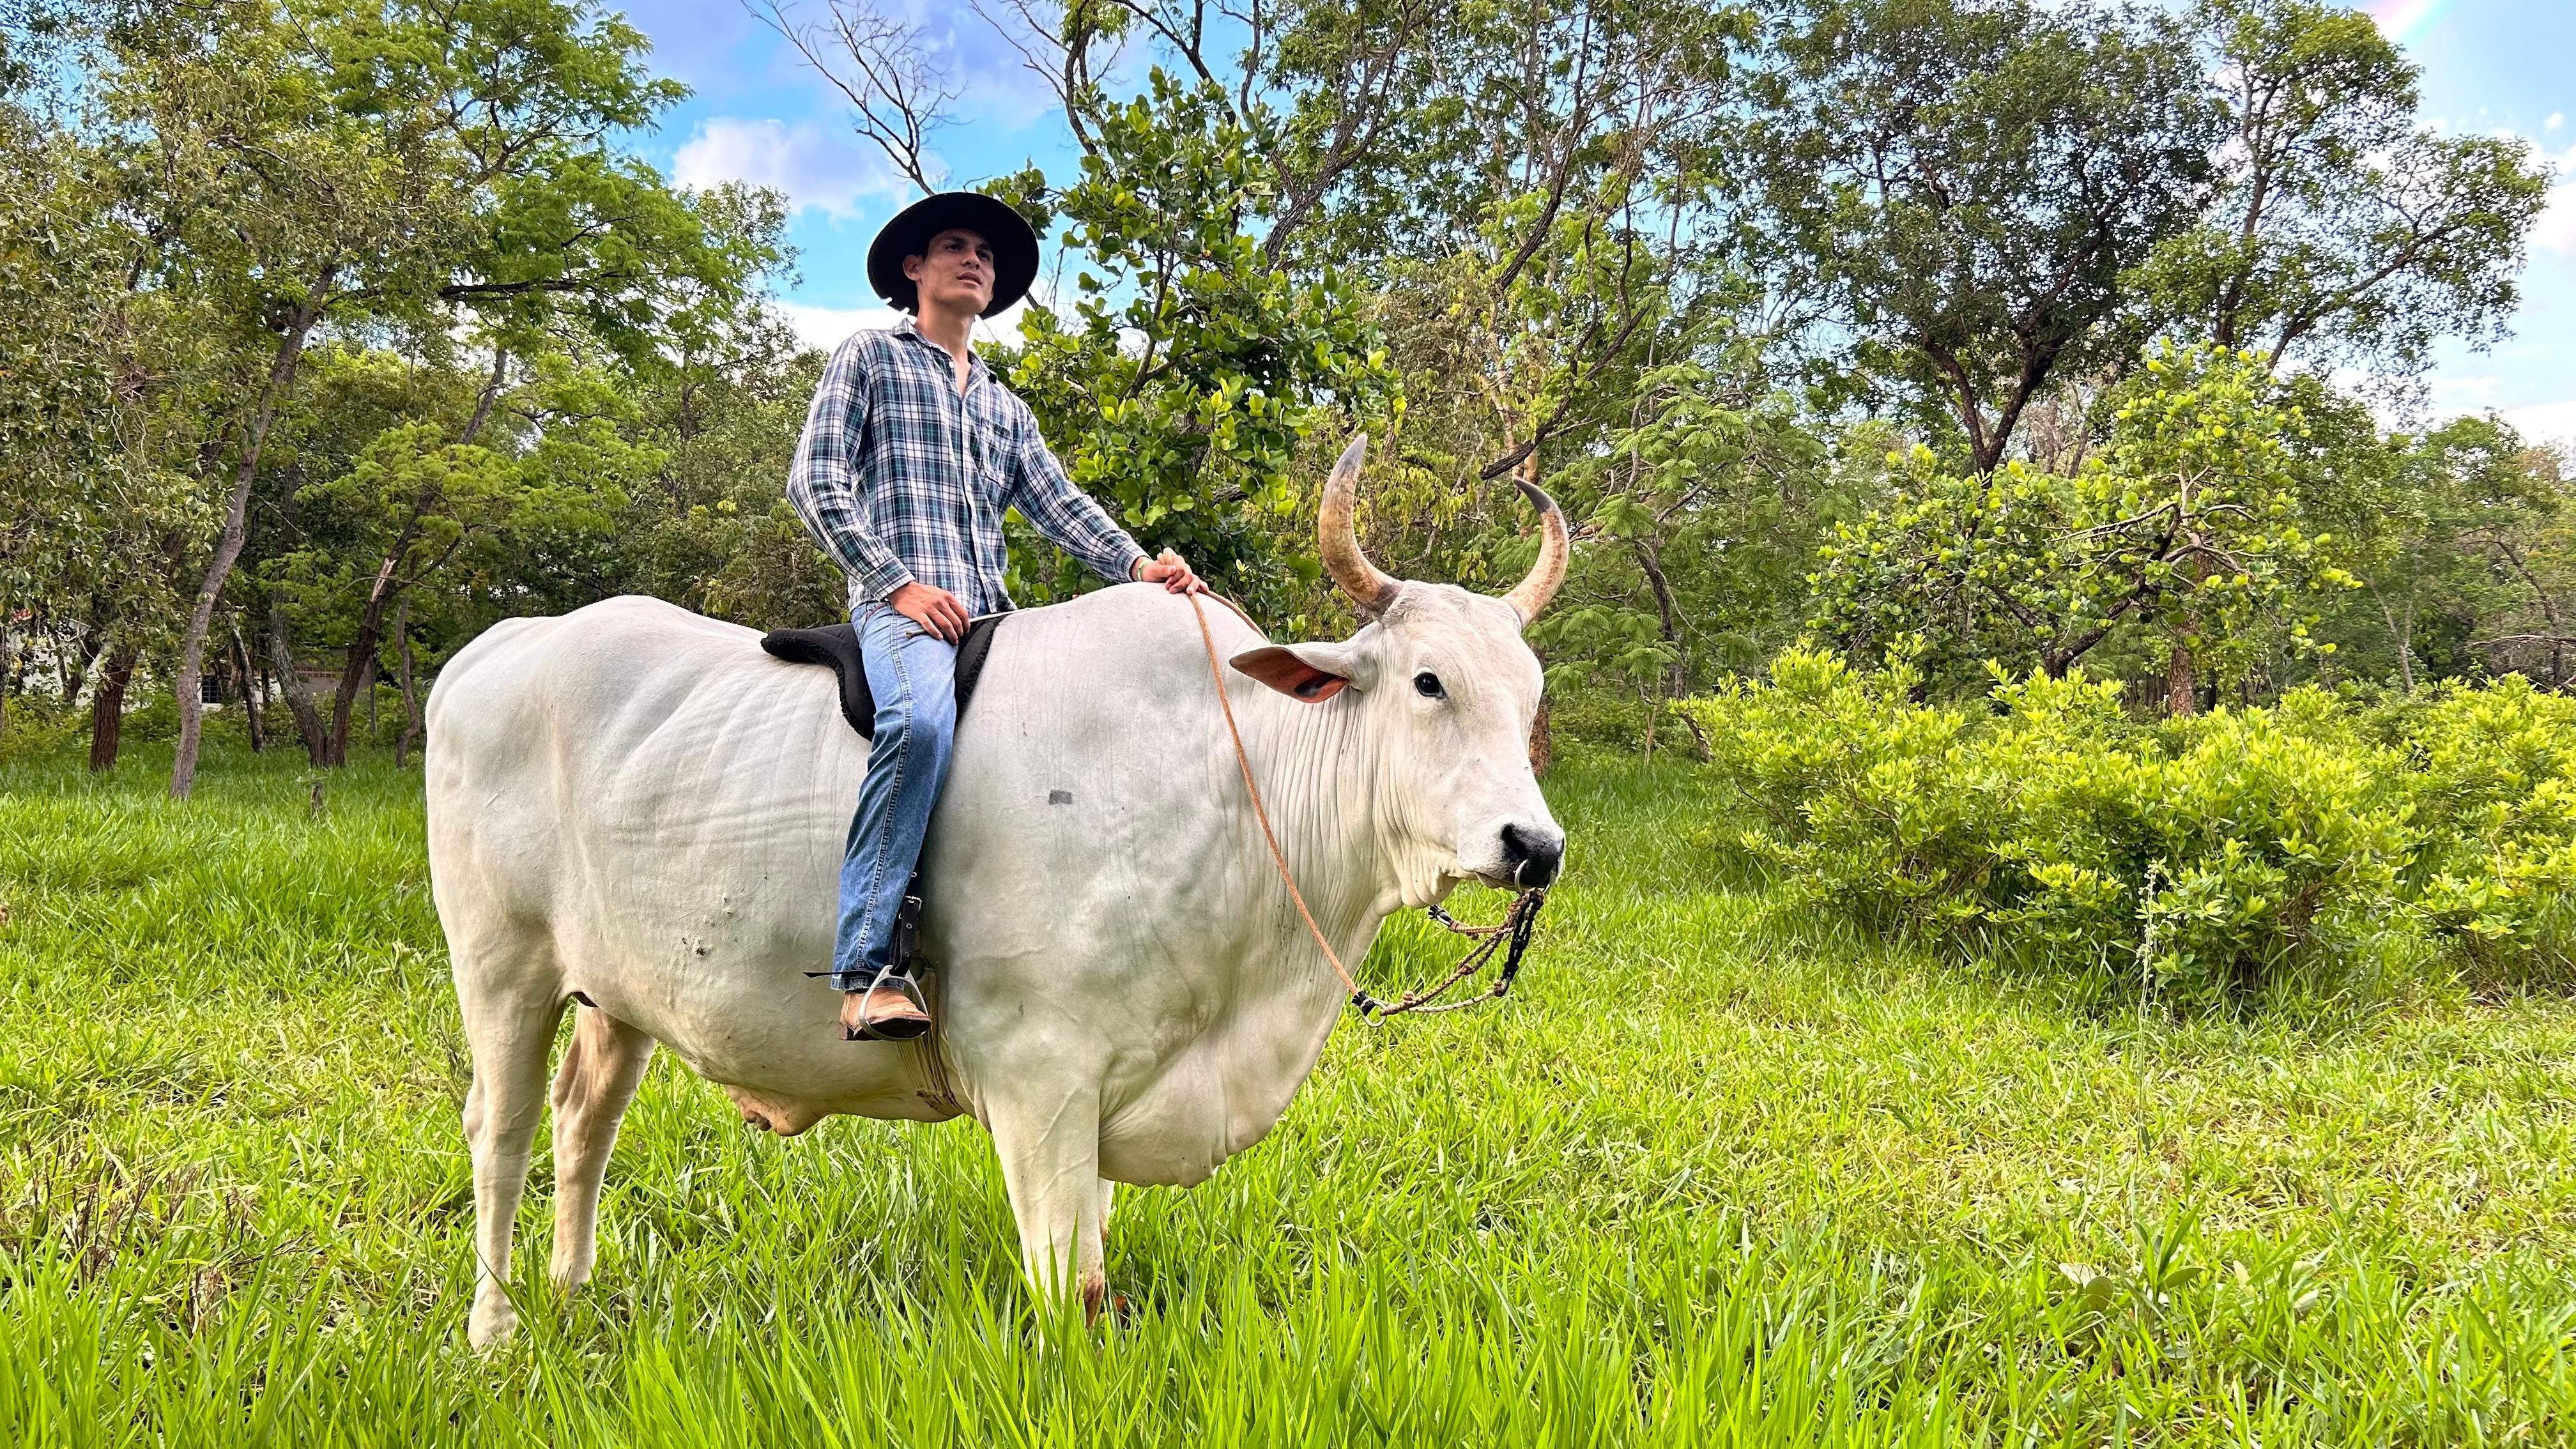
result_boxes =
[2425,372,2503,410]
[779,302,901,350]
[2531,143,2576,256]
[673,118,907,220]
[2550,113,2566,132]
[2503,399,2576,446]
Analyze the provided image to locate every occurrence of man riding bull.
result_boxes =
[787,191,1204,1044]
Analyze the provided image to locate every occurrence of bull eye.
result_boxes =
[1413,671,1445,700]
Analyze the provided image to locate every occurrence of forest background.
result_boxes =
[3,0,2570,793]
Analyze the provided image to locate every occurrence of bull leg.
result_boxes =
[459,981,564,1351]
[1098,1178,1117,1235]
[985,1090,1108,1320]
[548,1005,656,1294]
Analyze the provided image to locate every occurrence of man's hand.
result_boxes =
[887,580,970,643]
[1133,548,1204,595]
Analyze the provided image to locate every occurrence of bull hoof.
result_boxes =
[466,1298,518,1352]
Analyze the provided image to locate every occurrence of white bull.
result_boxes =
[427,439,1568,1347]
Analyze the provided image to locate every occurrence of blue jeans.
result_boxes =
[831,602,957,990]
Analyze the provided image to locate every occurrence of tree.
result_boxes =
[1813,344,2351,707]
[1524,357,1830,744]
[997,74,1398,617]
[77,3,438,791]
[81,0,783,797]
[2471,498,2576,689]
[0,62,218,765]
[611,302,845,631]
[271,356,652,762]
[2388,422,2566,690]
[1743,0,2217,474]
[1264,0,1738,689]
[962,0,1485,272]
[800,0,1728,633]
[2136,0,2548,387]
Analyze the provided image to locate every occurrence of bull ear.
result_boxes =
[1230,643,1361,702]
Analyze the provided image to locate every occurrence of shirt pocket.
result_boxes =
[969,401,1017,506]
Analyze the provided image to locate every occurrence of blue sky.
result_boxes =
[613,0,2576,445]
[2370,0,2576,443]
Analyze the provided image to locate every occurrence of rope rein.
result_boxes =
[1186,591,1544,1020]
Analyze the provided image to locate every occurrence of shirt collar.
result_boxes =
[895,315,989,386]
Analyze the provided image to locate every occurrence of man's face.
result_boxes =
[903,227,995,315]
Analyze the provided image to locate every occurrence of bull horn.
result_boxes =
[1501,450,1568,625]
[1318,433,1402,617]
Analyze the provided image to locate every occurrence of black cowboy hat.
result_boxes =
[866,191,1040,318]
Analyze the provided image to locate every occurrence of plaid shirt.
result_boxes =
[788,318,1145,618]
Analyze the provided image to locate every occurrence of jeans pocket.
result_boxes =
[859,602,930,645]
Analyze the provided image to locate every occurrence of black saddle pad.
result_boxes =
[760,613,1007,738]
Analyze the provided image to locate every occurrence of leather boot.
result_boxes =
[841,979,931,1041]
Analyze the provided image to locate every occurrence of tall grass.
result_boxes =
[4,740,2573,1443]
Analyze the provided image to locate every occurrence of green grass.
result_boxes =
[4,738,2575,1445]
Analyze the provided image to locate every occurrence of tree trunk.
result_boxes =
[228,620,264,751]
[326,649,379,767]
[394,599,423,768]
[461,346,508,444]
[1527,694,1552,776]
[2168,551,2207,719]
[88,647,137,772]
[326,519,423,766]
[268,601,330,766]
[2166,640,2197,719]
[4,613,32,721]
[1632,535,1705,755]
[2370,583,2414,693]
[171,277,333,801]
[65,602,109,712]
[1674,704,1712,762]
[2488,537,2566,687]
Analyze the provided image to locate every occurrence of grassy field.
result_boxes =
[3,738,2575,1445]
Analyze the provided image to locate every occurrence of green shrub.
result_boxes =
[1684,650,2575,1006]
[118,690,182,742]
[1679,649,1984,926]
[107,692,262,750]
[0,700,86,765]
[2399,678,2576,977]
[2123,700,2416,999]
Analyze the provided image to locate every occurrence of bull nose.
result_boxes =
[1499,822,1564,888]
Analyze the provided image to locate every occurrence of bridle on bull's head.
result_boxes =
[1190,432,1568,1020]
